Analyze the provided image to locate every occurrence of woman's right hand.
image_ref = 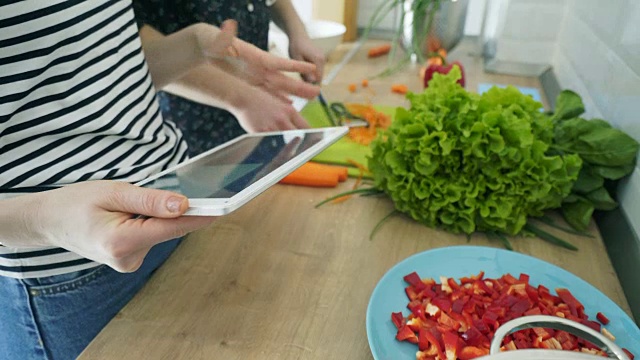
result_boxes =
[230,85,310,132]
[0,181,214,272]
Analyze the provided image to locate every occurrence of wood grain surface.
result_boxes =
[79,39,631,360]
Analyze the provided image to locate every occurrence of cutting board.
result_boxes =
[300,101,397,177]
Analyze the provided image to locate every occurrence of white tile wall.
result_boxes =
[553,0,640,238]
[491,0,567,65]
[493,39,556,64]
[500,2,565,41]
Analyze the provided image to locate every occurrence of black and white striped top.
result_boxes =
[0,0,189,278]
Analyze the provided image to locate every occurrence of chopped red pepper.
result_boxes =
[458,346,488,360]
[596,311,610,325]
[442,330,459,360]
[391,311,404,329]
[580,319,601,333]
[623,348,635,360]
[556,288,584,317]
[422,327,446,359]
[391,272,628,359]
[404,271,427,291]
[395,325,418,343]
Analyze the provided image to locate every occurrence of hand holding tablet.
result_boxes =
[137,127,348,216]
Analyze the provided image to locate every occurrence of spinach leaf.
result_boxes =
[576,126,639,166]
[562,198,594,232]
[552,90,585,122]
[572,165,603,193]
[585,187,618,211]
[553,118,640,167]
[590,163,636,180]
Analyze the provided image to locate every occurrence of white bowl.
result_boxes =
[305,20,346,57]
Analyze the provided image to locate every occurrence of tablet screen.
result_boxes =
[142,131,324,199]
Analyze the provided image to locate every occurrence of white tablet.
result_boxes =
[136,127,348,216]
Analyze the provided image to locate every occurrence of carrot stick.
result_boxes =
[280,169,338,187]
[301,162,348,182]
[368,44,392,58]
[331,194,352,204]
[346,159,371,175]
[279,162,348,187]
[391,84,408,94]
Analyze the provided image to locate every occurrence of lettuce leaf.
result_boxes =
[368,66,582,235]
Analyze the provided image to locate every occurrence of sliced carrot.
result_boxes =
[279,170,337,187]
[391,84,408,95]
[348,83,357,93]
[346,158,370,174]
[427,56,443,67]
[331,194,353,204]
[361,79,369,87]
[304,162,348,182]
[279,162,348,187]
[427,35,442,53]
[344,104,392,145]
[367,43,392,58]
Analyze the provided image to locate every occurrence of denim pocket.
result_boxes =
[23,265,108,296]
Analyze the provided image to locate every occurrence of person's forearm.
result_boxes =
[270,0,308,40]
[0,194,47,248]
[139,24,225,88]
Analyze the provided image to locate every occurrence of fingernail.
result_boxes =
[167,197,184,213]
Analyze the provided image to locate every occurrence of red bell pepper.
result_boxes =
[391,312,405,329]
[423,61,465,89]
[458,346,489,360]
[442,330,460,360]
[623,348,635,360]
[395,325,418,344]
[596,311,610,325]
[556,288,584,317]
[393,271,624,359]
[404,271,427,291]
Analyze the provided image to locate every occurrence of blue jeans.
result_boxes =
[0,239,181,360]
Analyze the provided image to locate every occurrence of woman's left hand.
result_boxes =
[288,35,326,84]
[206,21,320,101]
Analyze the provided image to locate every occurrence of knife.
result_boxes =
[317,91,368,128]
[317,91,338,126]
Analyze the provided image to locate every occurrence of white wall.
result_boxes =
[552,0,640,237]
[291,0,313,23]
[463,0,486,36]
[488,0,567,65]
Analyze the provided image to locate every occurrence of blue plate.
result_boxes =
[366,246,640,360]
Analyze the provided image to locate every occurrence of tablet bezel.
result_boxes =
[136,127,349,216]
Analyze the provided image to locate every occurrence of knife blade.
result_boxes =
[317,91,338,126]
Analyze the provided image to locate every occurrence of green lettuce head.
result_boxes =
[368,67,582,235]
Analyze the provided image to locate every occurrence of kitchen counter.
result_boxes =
[78,40,632,360]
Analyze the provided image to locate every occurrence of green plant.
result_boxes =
[362,0,443,77]
[368,66,582,236]
[317,68,640,251]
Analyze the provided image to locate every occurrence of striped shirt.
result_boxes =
[0,0,189,278]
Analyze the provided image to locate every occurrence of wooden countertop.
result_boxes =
[79,39,632,360]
